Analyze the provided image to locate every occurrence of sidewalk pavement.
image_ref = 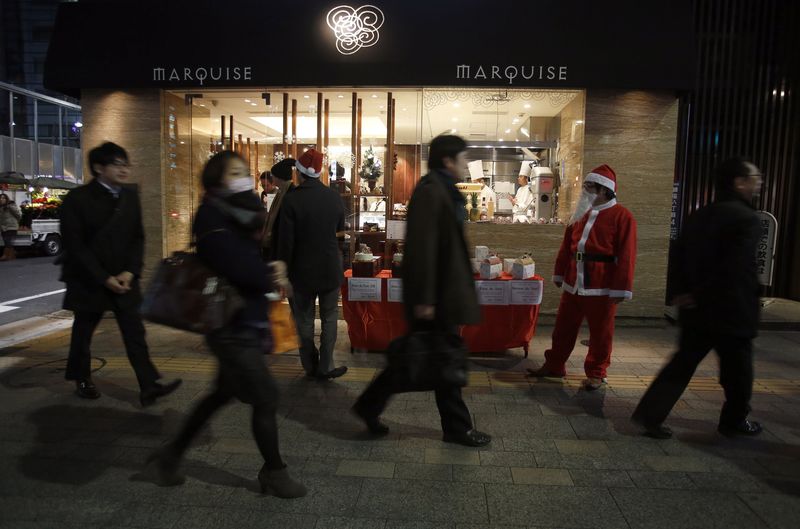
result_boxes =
[1,318,799,529]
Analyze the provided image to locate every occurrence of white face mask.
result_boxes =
[227,177,254,194]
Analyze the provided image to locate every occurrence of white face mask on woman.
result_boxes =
[227,177,254,194]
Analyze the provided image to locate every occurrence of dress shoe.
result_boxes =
[582,377,607,391]
[75,380,101,399]
[526,367,565,378]
[316,366,348,380]
[140,379,182,407]
[257,465,307,498]
[718,419,763,437]
[146,447,185,486]
[351,404,390,436]
[443,429,492,447]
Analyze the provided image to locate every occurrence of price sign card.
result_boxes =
[348,278,382,302]
[387,220,407,240]
[475,281,509,305]
[387,278,403,302]
[509,280,543,305]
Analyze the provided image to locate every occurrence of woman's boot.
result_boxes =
[257,464,307,498]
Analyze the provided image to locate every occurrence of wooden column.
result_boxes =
[281,93,289,159]
[386,92,394,219]
[246,137,251,172]
[220,115,226,151]
[254,141,259,175]
[228,115,234,151]
[238,134,243,155]
[291,98,298,159]
[316,92,323,151]
[357,98,363,187]
[323,98,330,185]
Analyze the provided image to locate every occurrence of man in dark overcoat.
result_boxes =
[352,135,491,447]
[633,157,764,438]
[60,142,181,405]
[277,148,348,380]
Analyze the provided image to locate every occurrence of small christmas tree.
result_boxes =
[358,146,383,181]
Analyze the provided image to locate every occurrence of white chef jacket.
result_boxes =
[479,185,497,208]
[512,184,534,222]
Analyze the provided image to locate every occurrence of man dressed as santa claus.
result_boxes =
[527,165,637,389]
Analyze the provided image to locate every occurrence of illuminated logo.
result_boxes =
[326,5,385,55]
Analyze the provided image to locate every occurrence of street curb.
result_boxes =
[0,312,74,350]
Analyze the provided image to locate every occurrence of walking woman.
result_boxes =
[148,151,305,498]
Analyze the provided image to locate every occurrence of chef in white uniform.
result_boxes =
[511,161,535,223]
[468,160,496,208]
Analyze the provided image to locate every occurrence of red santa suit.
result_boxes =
[541,165,637,380]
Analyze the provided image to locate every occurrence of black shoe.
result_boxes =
[631,414,673,439]
[316,366,348,380]
[351,404,390,436]
[718,419,763,437]
[75,380,101,400]
[140,379,182,407]
[443,429,492,447]
[146,448,185,487]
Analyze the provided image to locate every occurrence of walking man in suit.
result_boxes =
[60,142,181,405]
[632,157,764,438]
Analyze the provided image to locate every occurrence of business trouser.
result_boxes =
[354,321,473,435]
[65,308,160,390]
[542,291,618,379]
[633,310,754,428]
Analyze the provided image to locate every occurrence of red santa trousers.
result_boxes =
[542,291,618,379]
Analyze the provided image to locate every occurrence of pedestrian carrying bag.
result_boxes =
[386,331,470,391]
[141,251,244,334]
[268,300,299,354]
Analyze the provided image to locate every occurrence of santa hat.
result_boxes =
[295,149,323,178]
[584,164,617,193]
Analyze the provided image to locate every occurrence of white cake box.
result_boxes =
[511,258,536,279]
[503,258,515,274]
[480,256,502,279]
[475,246,490,261]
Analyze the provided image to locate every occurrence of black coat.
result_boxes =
[60,179,145,312]
[194,196,274,326]
[402,171,480,326]
[670,194,761,338]
[277,178,345,294]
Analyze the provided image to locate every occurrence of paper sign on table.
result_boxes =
[348,277,382,302]
[509,280,543,305]
[475,281,510,305]
[387,278,403,302]
[387,220,407,240]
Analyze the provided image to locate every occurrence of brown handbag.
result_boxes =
[141,250,244,334]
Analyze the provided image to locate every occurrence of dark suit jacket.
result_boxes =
[402,170,480,327]
[59,179,145,312]
[277,177,345,294]
[669,193,761,338]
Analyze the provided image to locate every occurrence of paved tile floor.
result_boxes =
[1,320,799,528]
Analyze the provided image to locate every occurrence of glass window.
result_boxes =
[63,108,81,149]
[36,101,61,145]
[0,89,10,137]
[12,92,36,141]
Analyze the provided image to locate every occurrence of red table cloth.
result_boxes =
[341,270,543,355]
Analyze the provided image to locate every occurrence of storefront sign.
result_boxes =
[348,277,382,301]
[387,278,403,302]
[327,5,385,56]
[45,0,695,94]
[475,281,510,305]
[509,280,543,305]
[756,211,778,286]
[153,66,253,85]
[456,65,569,85]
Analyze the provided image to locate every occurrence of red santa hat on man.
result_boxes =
[584,164,617,194]
[295,148,323,178]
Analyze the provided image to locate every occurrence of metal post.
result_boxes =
[33,99,39,176]
[9,91,15,172]
[58,106,63,147]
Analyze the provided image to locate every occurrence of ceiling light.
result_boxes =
[512,119,519,124]
[338,94,344,98]
[575,120,584,124]
[250,103,257,106]
[199,104,206,107]
[372,94,378,98]
[402,108,407,111]
[379,105,384,109]
[244,99,251,103]
[505,129,511,134]
[303,95,310,99]
[524,103,531,109]
[453,103,460,108]
[74,121,83,128]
